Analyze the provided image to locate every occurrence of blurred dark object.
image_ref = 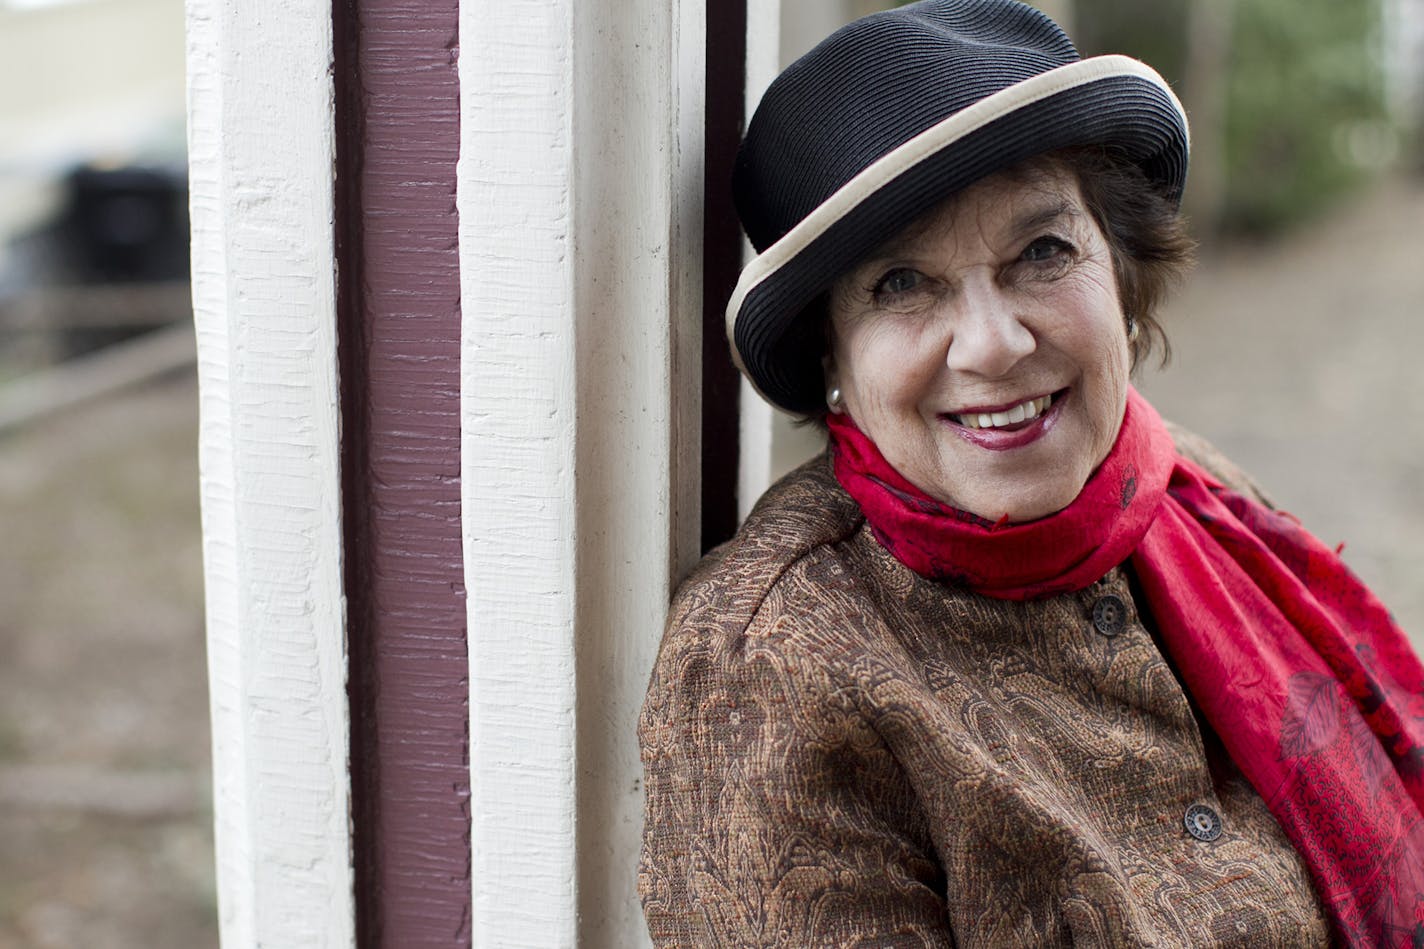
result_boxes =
[1,162,191,363]
[57,165,190,285]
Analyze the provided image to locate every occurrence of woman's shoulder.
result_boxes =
[667,451,864,649]
[643,451,875,742]
[1165,418,1276,508]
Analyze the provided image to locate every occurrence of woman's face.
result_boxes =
[825,160,1131,523]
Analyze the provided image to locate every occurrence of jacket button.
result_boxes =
[1091,594,1127,636]
[1184,803,1223,841]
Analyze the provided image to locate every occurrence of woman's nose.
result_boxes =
[944,285,1035,377]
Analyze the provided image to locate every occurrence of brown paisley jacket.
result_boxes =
[639,427,1332,947]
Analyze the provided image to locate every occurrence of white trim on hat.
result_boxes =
[725,54,1189,386]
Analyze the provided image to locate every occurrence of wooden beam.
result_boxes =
[701,0,748,552]
[0,322,194,433]
[0,282,191,332]
[331,0,471,944]
[459,0,582,938]
[737,0,784,521]
[458,0,704,943]
[186,0,355,944]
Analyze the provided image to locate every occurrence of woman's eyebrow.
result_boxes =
[845,196,1083,280]
[1008,199,1079,236]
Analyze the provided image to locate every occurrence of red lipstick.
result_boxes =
[941,390,1066,452]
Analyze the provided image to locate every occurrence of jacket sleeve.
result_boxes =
[638,608,953,948]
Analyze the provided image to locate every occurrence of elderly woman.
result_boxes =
[639,1,1424,946]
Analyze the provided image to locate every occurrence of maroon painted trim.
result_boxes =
[334,1,470,946]
[702,0,750,553]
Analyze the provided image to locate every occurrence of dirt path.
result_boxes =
[0,371,214,949]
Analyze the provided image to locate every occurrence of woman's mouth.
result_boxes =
[940,390,1066,451]
[947,393,1055,431]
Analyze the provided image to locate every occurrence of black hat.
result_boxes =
[727,0,1189,415]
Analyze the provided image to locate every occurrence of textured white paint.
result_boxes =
[737,0,785,521]
[460,0,703,944]
[186,0,354,946]
[569,1,703,944]
[737,377,775,521]
[778,0,852,67]
[745,0,782,107]
[460,0,580,943]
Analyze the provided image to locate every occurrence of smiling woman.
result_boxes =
[825,158,1135,523]
[639,1,1424,946]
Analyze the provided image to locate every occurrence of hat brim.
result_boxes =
[727,55,1190,416]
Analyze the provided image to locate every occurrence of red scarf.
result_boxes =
[827,389,1424,947]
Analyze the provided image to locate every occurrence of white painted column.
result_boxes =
[736,0,783,522]
[741,0,856,514]
[779,0,856,67]
[186,0,354,946]
[459,0,703,945]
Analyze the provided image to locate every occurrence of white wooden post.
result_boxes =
[459,0,704,945]
[736,0,784,521]
[186,0,355,945]
[779,0,856,65]
[739,0,848,519]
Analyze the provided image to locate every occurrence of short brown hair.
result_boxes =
[1057,144,1196,370]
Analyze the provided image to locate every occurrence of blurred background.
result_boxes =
[0,0,211,947]
[0,0,1419,946]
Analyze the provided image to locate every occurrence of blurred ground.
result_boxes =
[0,370,214,949]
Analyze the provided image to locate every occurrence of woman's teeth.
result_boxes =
[952,395,1052,430]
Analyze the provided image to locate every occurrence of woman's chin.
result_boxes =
[926,401,1114,524]
[950,476,1086,525]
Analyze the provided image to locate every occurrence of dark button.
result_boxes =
[1091,594,1127,637]
[1184,803,1223,841]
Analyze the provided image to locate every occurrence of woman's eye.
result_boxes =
[1020,236,1072,264]
[872,268,923,297]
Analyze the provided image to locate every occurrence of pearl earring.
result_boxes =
[1126,315,1140,343]
[826,386,843,410]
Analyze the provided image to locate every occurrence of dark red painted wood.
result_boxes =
[333,1,470,946]
[702,0,750,553]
